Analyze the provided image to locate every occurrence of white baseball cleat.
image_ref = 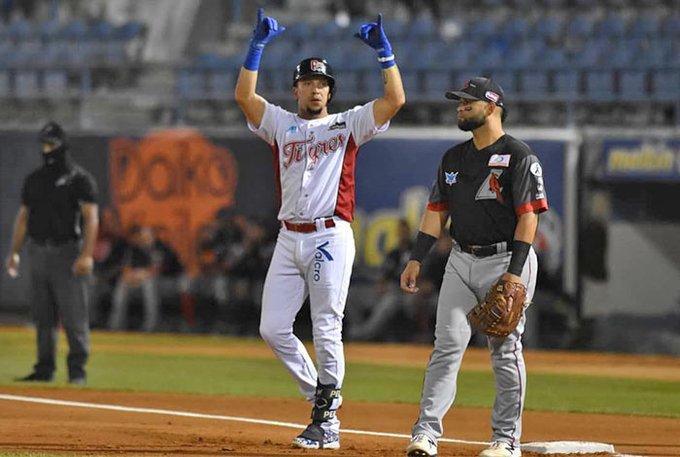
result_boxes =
[479,441,521,457]
[406,433,438,457]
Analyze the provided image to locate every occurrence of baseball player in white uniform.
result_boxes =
[234,8,405,450]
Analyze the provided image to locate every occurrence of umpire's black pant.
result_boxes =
[27,239,90,380]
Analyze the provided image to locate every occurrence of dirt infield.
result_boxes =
[1,344,680,456]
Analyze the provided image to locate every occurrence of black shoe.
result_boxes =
[15,372,53,382]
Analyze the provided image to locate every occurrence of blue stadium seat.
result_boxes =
[602,43,635,69]
[177,70,206,99]
[89,20,115,41]
[38,20,61,42]
[661,15,680,38]
[636,40,667,69]
[260,41,295,70]
[518,71,549,99]
[594,14,627,38]
[441,41,478,70]
[207,71,236,99]
[500,17,529,40]
[651,70,680,101]
[466,18,496,38]
[285,22,311,42]
[553,71,581,98]
[0,70,9,96]
[472,44,505,71]
[405,16,437,41]
[566,15,594,38]
[628,15,659,38]
[313,20,343,41]
[618,70,648,101]
[489,70,518,95]
[423,70,451,98]
[540,48,569,70]
[504,43,535,70]
[113,22,145,41]
[333,70,361,101]
[584,70,616,101]
[15,70,40,98]
[8,18,34,42]
[43,70,68,97]
[531,16,563,41]
[571,40,607,69]
[60,19,88,42]
[400,70,421,97]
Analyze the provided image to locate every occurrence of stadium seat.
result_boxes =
[594,14,627,38]
[490,70,518,95]
[500,17,530,40]
[628,15,659,38]
[651,70,680,101]
[553,70,581,98]
[177,70,206,99]
[423,70,451,98]
[14,70,40,98]
[333,71,362,101]
[531,16,563,41]
[540,48,569,70]
[207,71,235,99]
[504,43,535,70]
[466,18,496,38]
[43,70,68,97]
[0,70,9,96]
[571,40,606,69]
[405,16,437,41]
[518,71,549,99]
[584,70,616,101]
[566,15,594,38]
[618,70,648,101]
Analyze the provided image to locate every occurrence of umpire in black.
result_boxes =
[5,121,99,385]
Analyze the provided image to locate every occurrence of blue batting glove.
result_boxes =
[251,7,285,47]
[354,14,395,68]
[243,8,285,70]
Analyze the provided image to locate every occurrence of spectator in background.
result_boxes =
[183,207,243,333]
[226,216,275,335]
[107,224,160,332]
[90,206,126,327]
[349,219,414,341]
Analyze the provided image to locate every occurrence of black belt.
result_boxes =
[459,242,511,258]
[32,237,78,247]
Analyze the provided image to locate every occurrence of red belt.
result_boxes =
[284,219,335,233]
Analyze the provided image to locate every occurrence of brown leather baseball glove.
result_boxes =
[467,278,527,338]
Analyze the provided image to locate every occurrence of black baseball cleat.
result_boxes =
[15,372,53,382]
[69,376,87,385]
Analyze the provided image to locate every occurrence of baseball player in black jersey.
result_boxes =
[401,77,548,457]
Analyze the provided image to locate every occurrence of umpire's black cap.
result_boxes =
[38,121,67,146]
[445,77,505,107]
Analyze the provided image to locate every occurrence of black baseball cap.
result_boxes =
[445,77,505,107]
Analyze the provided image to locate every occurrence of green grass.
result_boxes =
[2,328,680,418]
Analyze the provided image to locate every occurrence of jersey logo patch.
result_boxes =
[286,125,298,134]
[530,162,543,176]
[55,171,75,186]
[488,154,511,167]
[445,171,459,185]
[328,121,346,130]
[476,169,504,202]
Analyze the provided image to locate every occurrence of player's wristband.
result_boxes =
[410,231,437,263]
[243,40,264,71]
[507,240,531,276]
[377,47,395,69]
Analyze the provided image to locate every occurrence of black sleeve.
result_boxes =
[73,170,98,204]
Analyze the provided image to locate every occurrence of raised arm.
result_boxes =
[354,14,406,127]
[234,8,285,129]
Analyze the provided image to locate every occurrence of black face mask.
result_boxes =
[42,143,71,170]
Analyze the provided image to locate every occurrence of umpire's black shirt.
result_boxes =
[22,146,98,244]
[427,134,548,247]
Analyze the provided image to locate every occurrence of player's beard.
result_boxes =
[305,106,323,116]
[458,114,487,131]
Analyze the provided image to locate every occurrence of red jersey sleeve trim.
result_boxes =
[427,201,449,212]
[516,199,549,216]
